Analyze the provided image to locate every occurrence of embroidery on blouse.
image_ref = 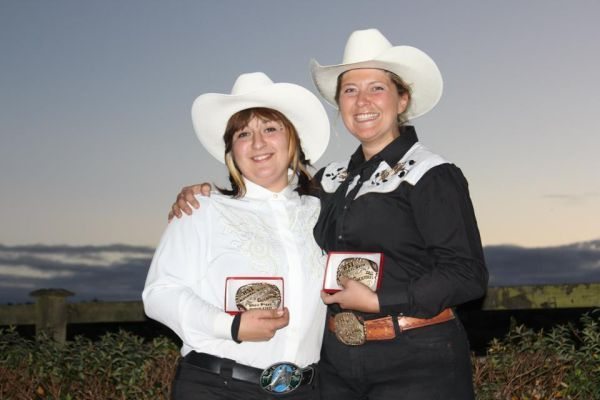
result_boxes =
[212,201,281,275]
[288,199,326,279]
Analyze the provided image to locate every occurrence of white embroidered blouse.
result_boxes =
[143,179,326,369]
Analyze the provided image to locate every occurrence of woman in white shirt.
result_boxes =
[143,72,330,399]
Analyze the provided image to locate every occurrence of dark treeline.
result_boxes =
[5,308,595,356]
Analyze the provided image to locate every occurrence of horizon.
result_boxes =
[1,239,599,304]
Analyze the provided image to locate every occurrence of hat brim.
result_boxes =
[310,45,443,120]
[192,83,330,163]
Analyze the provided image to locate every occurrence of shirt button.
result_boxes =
[273,194,278,199]
[338,235,343,240]
[343,205,348,210]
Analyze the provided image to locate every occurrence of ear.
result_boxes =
[397,92,410,115]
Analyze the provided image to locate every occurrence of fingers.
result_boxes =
[168,184,205,221]
[199,183,212,196]
[273,307,290,329]
[320,281,380,313]
[321,290,336,305]
[176,194,193,216]
[338,277,349,288]
[254,308,289,328]
[322,291,343,306]
[168,201,184,221]
[237,308,290,342]
[182,186,200,209]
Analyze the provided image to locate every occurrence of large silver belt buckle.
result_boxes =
[260,362,309,394]
[235,283,282,311]
[334,312,366,346]
[336,257,379,289]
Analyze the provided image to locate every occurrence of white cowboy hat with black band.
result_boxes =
[192,72,330,163]
[310,28,443,120]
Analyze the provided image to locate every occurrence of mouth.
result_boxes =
[251,153,274,162]
[354,112,380,122]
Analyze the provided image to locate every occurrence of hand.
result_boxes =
[320,278,380,313]
[237,308,290,342]
[168,183,212,221]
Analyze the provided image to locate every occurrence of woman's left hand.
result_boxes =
[320,278,380,313]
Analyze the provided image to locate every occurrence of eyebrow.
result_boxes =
[341,80,387,87]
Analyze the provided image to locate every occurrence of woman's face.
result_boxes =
[231,116,290,192]
[338,68,409,152]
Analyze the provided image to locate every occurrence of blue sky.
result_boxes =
[1,0,599,248]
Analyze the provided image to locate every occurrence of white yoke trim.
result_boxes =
[320,143,449,199]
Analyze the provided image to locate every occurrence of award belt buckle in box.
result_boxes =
[322,252,383,293]
[225,277,284,314]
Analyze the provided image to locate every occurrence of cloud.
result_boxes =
[485,240,600,286]
[0,244,154,304]
[0,265,76,279]
[542,192,600,204]
[0,241,599,304]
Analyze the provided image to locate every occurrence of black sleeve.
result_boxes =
[378,165,488,317]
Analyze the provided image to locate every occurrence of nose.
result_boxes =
[356,90,370,107]
[251,131,266,149]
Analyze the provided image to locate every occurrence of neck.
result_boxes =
[361,130,401,161]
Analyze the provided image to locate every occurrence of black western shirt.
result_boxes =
[313,127,488,318]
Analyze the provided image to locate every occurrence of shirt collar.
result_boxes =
[243,174,297,201]
[348,126,419,171]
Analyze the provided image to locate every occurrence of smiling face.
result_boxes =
[230,115,291,192]
[337,68,409,158]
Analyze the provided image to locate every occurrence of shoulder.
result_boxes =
[317,160,351,194]
[402,143,450,185]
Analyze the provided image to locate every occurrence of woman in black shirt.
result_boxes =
[310,28,487,400]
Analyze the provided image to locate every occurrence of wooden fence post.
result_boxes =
[30,289,74,344]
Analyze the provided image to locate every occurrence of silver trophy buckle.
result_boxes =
[334,312,366,346]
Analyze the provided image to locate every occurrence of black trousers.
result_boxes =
[319,318,475,400]
[171,356,320,400]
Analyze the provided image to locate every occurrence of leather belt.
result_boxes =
[327,308,455,346]
[182,352,314,393]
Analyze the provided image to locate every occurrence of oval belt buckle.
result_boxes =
[334,312,366,345]
[260,362,304,394]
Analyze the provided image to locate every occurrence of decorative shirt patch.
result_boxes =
[321,162,350,193]
[353,143,449,199]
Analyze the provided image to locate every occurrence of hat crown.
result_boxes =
[342,28,392,64]
[230,72,274,96]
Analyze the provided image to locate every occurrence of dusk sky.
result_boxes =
[1,0,599,249]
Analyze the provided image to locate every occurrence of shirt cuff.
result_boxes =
[377,282,410,315]
[213,312,236,340]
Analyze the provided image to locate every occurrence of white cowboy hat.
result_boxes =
[310,28,443,120]
[191,72,330,163]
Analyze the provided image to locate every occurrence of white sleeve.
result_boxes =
[142,198,234,345]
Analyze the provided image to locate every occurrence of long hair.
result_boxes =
[218,107,314,198]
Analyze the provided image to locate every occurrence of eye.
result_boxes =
[342,86,357,95]
[371,85,386,92]
[235,130,250,140]
[263,121,282,134]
